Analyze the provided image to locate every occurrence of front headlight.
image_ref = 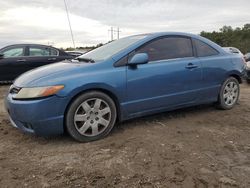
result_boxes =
[13,85,64,99]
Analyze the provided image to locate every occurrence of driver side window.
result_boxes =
[135,36,194,62]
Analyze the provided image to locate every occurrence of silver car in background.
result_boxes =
[223,47,244,57]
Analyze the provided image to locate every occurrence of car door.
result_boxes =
[0,45,27,81]
[24,45,61,70]
[125,36,203,115]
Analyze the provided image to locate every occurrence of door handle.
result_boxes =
[48,58,57,61]
[185,63,198,69]
[16,59,26,62]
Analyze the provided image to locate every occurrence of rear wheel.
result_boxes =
[217,77,240,110]
[66,91,117,142]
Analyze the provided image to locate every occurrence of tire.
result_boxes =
[65,91,117,142]
[217,77,240,110]
[247,79,250,84]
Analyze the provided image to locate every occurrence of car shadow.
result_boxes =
[112,103,216,133]
[5,103,217,144]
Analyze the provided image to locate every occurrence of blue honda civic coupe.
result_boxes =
[5,32,245,142]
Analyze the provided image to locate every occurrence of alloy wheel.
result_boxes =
[223,81,239,106]
[74,98,111,137]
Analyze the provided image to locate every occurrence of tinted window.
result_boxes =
[29,46,58,56]
[194,39,219,57]
[136,37,193,62]
[2,47,24,58]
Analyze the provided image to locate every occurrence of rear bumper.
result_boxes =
[4,94,68,136]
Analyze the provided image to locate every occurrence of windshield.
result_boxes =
[79,35,148,61]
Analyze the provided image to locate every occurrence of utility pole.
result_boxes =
[64,0,76,49]
[47,41,54,46]
[108,27,114,41]
[111,27,113,41]
[108,27,121,41]
[116,27,121,39]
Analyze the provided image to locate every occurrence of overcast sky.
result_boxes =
[0,0,249,48]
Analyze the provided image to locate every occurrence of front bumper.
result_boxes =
[4,94,68,136]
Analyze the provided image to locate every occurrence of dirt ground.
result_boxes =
[0,84,250,188]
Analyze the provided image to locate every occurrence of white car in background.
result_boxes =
[223,47,250,83]
[223,47,244,57]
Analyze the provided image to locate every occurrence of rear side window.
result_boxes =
[194,39,219,57]
[136,37,193,62]
[29,46,58,56]
[50,48,59,56]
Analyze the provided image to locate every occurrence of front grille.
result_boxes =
[9,85,21,94]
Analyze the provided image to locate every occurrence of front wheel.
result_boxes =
[65,91,117,142]
[217,77,240,110]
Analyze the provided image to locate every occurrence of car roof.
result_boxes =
[0,44,60,50]
[66,51,85,53]
[130,32,203,39]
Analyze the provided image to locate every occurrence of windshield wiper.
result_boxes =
[75,57,95,63]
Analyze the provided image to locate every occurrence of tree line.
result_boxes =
[64,43,103,51]
[200,24,250,54]
[63,24,250,54]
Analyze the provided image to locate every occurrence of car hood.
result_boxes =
[14,60,95,87]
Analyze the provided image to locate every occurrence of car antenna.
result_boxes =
[64,0,76,49]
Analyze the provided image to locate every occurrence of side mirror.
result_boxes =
[0,54,3,59]
[128,53,149,66]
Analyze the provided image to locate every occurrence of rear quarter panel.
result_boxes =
[199,53,245,102]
